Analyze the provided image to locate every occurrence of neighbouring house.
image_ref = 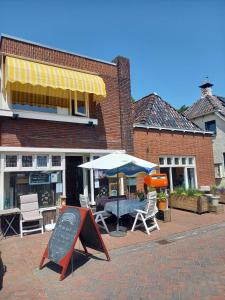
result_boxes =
[132,93,215,191]
[184,81,225,185]
[0,34,133,218]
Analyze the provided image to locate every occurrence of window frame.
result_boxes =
[71,93,89,117]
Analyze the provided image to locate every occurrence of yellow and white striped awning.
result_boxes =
[5,56,106,100]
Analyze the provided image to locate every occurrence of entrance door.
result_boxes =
[66,156,83,206]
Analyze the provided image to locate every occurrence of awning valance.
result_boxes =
[5,56,106,100]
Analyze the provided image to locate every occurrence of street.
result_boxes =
[2,222,225,299]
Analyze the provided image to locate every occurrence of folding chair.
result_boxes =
[20,194,44,238]
[79,194,110,233]
[130,191,160,235]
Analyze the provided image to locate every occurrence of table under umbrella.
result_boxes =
[79,153,157,237]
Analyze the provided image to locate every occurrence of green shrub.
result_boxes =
[157,192,167,202]
[172,187,203,197]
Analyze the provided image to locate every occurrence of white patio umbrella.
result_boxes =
[79,153,157,237]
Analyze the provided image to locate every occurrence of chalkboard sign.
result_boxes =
[29,173,50,185]
[39,206,110,280]
[48,207,81,264]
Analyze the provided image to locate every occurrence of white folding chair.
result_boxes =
[79,194,110,233]
[20,194,44,238]
[130,191,160,235]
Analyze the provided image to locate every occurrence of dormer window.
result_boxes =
[205,120,216,134]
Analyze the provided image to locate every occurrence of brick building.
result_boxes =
[133,93,215,191]
[0,34,133,211]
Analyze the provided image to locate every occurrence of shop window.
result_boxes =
[159,157,164,165]
[37,155,48,167]
[6,155,17,168]
[52,156,61,167]
[22,155,33,167]
[4,171,63,209]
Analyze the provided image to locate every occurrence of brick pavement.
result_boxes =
[1,208,225,299]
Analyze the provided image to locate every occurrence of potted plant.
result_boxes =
[157,192,167,211]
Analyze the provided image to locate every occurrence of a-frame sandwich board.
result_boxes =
[39,206,110,280]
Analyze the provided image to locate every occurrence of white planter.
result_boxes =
[209,195,220,206]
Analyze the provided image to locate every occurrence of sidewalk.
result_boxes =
[1,208,225,299]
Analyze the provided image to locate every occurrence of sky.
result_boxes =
[0,0,224,108]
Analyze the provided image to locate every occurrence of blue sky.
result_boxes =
[0,0,224,108]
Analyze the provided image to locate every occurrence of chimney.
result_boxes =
[199,78,213,97]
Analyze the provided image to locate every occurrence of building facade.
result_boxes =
[133,93,215,191]
[0,34,133,211]
[185,82,225,185]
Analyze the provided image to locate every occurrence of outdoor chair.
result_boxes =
[129,191,160,235]
[79,194,111,233]
[20,194,44,238]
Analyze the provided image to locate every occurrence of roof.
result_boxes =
[133,93,203,132]
[184,95,225,120]
[0,33,116,66]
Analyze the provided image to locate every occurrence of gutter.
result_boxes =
[133,123,213,135]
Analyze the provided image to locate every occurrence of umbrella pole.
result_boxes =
[109,168,126,237]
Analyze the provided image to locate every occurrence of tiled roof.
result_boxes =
[184,95,225,119]
[133,93,200,131]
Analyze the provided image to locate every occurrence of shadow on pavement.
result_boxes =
[0,251,7,290]
[44,249,105,279]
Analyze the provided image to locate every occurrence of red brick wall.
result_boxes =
[133,128,215,189]
[0,37,132,151]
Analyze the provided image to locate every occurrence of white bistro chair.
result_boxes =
[130,191,160,235]
[20,194,44,238]
[79,194,110,233]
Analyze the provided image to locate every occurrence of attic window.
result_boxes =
[205,120,216,134]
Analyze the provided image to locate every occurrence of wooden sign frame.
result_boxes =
[39,206,110,280]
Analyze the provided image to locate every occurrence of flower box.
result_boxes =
[169,195,209,214]
[218,192,225,204]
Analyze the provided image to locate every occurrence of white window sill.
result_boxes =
[0,109,98,125]
[0,109,13,117]
[40,206,59,212]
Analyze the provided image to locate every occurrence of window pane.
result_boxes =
[77,100,86,115]
[52,156,61,167]
[22,156,33,167]
[188,157,193,165]
[159,157,164,165]
[182,157,186,165]
[37,155,48,167]
[205,120,216,134]
[175,158,179,165]
[6,155,17,167]
[167,157,172,165]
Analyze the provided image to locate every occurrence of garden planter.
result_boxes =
[158,201,167,211]
[209,195,220,206]
[218,193,225,204]
[169,195,209,214]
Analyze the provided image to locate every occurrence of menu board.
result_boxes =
[29,173,50,185]
[48,207,81,264]
[39,206,110,281]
